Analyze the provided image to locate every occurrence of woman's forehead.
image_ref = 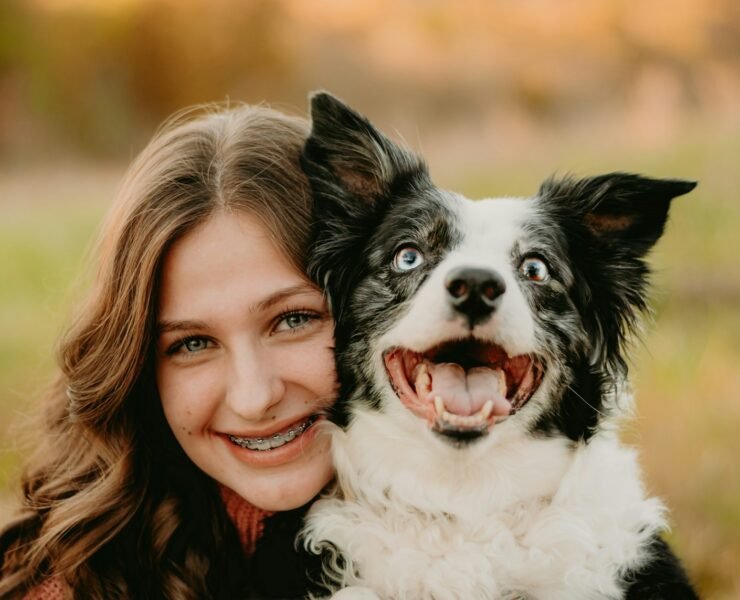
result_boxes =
[157,211,319,322]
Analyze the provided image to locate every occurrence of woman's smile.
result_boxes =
[219,415,328,467]
[225,413,319,450]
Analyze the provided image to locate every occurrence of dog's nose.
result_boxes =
[445,267,506,326]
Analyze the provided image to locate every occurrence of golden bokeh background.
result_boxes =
[1,1,739,597]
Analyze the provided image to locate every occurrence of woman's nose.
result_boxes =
[224,344,286,420]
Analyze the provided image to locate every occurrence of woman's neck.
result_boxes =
[218,485,275,557]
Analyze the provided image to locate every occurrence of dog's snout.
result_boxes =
[445,267,506,326]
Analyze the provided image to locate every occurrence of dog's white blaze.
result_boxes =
[454,197,538,354]
[377,195,537,357]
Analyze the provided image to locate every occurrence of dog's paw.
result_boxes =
[329,587,381,600]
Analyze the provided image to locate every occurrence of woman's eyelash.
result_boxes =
[165,335,211,356]
[162,308,326,353]
[274,309,323,333]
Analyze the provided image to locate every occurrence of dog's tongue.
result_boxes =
[426,363,511,417]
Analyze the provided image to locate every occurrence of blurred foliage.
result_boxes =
[1,0,740,161]
[1,0,297,157]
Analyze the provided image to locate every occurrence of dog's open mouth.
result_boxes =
[384,339,543,438]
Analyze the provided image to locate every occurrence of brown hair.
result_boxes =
[0,103,313,598]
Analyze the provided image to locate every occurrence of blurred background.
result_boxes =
[1,0,738,596]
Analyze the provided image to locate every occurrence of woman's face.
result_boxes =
[155,211,336,511]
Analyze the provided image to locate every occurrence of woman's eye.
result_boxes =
[274,311,316,333]
[183,337,210,353]
[519,257,550,282]
[166,336,211,356]
[393,246,424,272]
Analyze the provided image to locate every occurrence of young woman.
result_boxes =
[0,104,336,598]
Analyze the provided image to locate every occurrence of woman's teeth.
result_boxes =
[228,416,315,451]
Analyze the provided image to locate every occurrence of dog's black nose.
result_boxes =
[445,267,506,326]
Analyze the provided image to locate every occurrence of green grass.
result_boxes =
[0,207,100,381]
[0,166,115,489]
[0,136,738,598]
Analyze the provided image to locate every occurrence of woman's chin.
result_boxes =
[243,456,334,511]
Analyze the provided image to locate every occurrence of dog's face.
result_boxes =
[303,93,695,446]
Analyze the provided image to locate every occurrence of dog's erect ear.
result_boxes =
[303,92,429,319]
[539,173,696,375]
[540,173,696,254]
[304,91,425,208]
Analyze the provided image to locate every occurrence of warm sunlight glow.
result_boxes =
[283,0,381,29]
[32,0,143,12]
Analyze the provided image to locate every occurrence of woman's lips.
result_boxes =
[224,413,317,441]
[219,415,326,467]
[227,415,317,450]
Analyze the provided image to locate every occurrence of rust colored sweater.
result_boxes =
[22,486,273,599]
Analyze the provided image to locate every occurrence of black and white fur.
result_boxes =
[300,92,699,600]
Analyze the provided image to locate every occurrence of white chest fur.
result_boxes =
[303,414,666,600]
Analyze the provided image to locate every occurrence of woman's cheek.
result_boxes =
[158,362,222,436]
[304,333,338,399]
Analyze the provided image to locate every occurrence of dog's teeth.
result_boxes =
[480,400,494,420]
[442,409,456,425]
[434,395,494,429]
[440,409,485,428]
[494,370,507,396]
[415,364,431,396]
[434,396,445,416]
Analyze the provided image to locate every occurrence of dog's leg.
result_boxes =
[623,536,699,599]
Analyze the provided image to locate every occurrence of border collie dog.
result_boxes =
[300,93,699,600]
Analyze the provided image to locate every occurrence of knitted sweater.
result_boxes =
[22,486,273,600]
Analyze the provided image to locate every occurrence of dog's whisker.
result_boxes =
[565,384,610,418]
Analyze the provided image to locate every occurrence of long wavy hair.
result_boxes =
[0,103,314,598]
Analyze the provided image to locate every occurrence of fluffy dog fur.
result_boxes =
[298,92,699,600]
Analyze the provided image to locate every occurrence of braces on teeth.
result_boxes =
[228,416,315,451]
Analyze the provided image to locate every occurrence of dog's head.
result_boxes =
[303,92,695,446]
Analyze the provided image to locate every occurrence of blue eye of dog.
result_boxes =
[520,257,549,282]
[393,246,424,272]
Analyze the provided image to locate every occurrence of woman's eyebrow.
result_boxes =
[252,283,321,313]
[156,319,208,336]
[156,284,321,336]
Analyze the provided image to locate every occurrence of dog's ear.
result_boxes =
[303,91,426,209]
[303,92,428,319]
[539,173,696,375]
[540,173,696,255]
